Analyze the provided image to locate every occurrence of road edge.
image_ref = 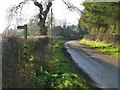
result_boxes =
[62,44,102,90]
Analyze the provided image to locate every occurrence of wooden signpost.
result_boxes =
[17,24,27,42]
[17,24,28,60]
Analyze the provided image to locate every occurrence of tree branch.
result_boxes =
[34,1,43,14]
[43,2,52,19]
[62,0,83,14]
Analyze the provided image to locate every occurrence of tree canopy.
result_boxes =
[78,2,119,35]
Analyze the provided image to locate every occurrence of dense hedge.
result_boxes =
[2,36,51,88]
[83,34,120,46]
[2,36,23,88]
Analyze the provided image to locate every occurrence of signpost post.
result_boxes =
[17,24,28,60]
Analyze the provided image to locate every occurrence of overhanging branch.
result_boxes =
[62,0,83,14]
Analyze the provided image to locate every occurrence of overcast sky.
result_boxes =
[0,0,84,33]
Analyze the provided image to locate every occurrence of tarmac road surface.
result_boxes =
[64,40,119,89]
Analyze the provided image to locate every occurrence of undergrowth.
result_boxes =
[3,36,91,89]
[30,40,90,89]
[80,39,119,59]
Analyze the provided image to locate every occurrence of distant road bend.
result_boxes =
[64,40,119,88]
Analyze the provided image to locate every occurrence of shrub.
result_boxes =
[2,36,23,88]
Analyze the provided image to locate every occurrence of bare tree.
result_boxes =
[7,0,52,35]
[34,1,52,35]
[6,0,29,24]
[6,0,83,35]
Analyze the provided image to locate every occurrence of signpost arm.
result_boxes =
[17,24,27,43]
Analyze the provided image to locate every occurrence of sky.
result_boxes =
[0,0,84,33]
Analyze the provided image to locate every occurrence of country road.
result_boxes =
[64,40,119,88]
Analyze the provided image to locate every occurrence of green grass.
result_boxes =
[80,39,119,59]
[30,40,90,89]
[49,40,90,88]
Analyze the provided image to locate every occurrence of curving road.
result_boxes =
[64,40,119,89]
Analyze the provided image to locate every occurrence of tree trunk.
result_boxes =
[34,1,52,35]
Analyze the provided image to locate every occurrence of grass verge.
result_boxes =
[49,40,90,88]
[80,39,119,59]
[30,40,90,89]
